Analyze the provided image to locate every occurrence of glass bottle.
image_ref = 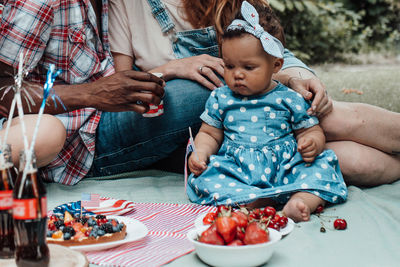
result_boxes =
[0,144,17,258]
[13,150,49,267]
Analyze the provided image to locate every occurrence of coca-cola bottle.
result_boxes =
[13,150,49,267]
[0,144,17,258]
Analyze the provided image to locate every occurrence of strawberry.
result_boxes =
[231,211,248,228]
[244,222,269,245]
[198,223,225,245]
[72,222,83,232]
[216,216,237,244]
[203,212,217,225]
[217,205,230,214]
[227,239,244,246]
[64,211,74,224]
[73,231,85,240]
[236,226,245,241]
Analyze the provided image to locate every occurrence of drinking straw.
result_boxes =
[18,64,61,200]
[14,52,29,152]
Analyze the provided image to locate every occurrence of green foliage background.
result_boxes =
[268,0,400,64]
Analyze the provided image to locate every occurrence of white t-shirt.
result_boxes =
[108,0,193,71]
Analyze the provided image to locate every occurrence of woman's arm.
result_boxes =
[113,53,134,72]
[188,122,224,176]
[294,125,326,162]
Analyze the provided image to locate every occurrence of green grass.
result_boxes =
[312,62,400,113]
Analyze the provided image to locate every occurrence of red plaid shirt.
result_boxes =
[0,0,115,185]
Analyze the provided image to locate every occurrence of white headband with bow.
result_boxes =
[227,1,284,58]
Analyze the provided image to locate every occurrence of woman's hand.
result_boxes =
[288,77,333,118]
[152,54,225,90]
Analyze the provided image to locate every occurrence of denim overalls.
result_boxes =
[92,0,217,176]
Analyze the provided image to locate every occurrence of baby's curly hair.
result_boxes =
[223,3,286,47]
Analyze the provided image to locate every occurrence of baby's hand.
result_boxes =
[188,152,208,176]
[297,136,318,162]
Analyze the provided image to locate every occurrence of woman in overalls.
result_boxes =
[105,0,400,186]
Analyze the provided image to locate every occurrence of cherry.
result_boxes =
[263,206,276,218]
[277,216,288,228]
[315,205,324,214]
[333,218,347,230]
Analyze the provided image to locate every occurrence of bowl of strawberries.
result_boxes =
[187,207,282,267]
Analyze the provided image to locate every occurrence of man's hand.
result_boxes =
[297,136,318,163]
[78,70,165,113]
[288,77,333,118]
[188,152,208,176]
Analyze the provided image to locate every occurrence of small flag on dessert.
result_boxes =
[81,193,100,207]
[184,127,198,192]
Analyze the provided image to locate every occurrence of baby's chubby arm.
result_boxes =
[188,122,224,176]
[294,125,326,162]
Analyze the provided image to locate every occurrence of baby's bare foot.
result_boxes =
[283,198,311,222]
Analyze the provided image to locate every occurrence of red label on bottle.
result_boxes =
[13,197,47,220]
[0,190,13,210]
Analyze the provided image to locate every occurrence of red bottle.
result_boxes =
[0,144,17,259]
[13,150,49,267]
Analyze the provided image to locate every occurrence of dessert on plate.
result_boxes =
[47,211,126,246]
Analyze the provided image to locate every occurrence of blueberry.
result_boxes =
[62,226,76,236]
[59,226,65,232]
[47,230,54,237]
[93,225,99,231]
[101,223,113,233]
[97,230,105,236]
[54,220,65,229]
[87,218,96,226]
[63,232,71,240]
[112,226,119,233]
[118,223,124,230]
[89,231,97,238]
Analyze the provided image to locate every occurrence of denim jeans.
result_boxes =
[91,79,210,176]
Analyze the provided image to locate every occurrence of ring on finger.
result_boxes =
[198,66,204,73]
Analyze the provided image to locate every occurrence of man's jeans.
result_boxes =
[91,78,210,177]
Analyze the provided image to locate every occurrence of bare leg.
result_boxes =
[320,101,400,154]
[283,192,325,222]
[326,141,400,187]
[0,114,66,168]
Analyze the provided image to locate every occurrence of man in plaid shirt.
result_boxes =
[0,0,168,185]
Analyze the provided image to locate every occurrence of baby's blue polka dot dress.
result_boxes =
[187,83,347,206]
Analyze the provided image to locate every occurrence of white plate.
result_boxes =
[70,216,148,252]
[85,197,135,216]
[195,212,295,236]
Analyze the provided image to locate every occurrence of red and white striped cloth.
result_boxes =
[85,202,216,266]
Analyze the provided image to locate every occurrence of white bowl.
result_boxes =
[187,226,282,267]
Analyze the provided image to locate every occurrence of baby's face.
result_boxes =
[222,34,282,96]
